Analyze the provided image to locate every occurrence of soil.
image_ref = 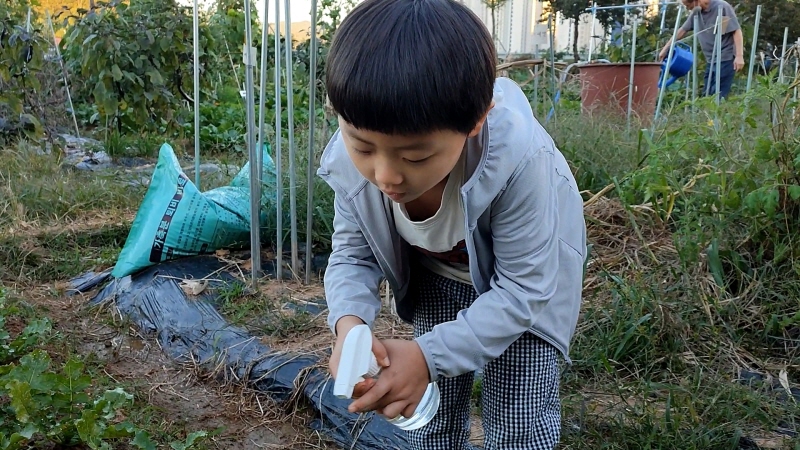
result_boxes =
[28,286,338,450]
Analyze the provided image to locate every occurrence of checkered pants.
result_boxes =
[408,270,561,450]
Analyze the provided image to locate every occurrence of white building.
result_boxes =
[460,0,608,58]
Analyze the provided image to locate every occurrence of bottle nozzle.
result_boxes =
[333,324,380,399]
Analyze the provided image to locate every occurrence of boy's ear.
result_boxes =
[468,101,495,138]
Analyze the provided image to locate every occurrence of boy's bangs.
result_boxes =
[326,0,496,136]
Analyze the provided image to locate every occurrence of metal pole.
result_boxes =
[548,14,556,119]
[794,44,799,102]
[257,0,269,179]
[627,18,638,132]
[533,44,540,117]
[659,1,668,32]
[778,27,789,83]
[305,0,319,284]
[274,0,283,280]
[654,6,683,127]
[705,17,718,97]
[692,14,698,109]
[193,0,201,189]
[742,5,761,132]
[253,0,269,266]
[624,0,629,28]
[714,8,722,105]
[745,5,761,94]
[284,0,299,275]
[45,11,80,139]
[588,2,597,61]
[585,2,680,12]
[244,0,261,285]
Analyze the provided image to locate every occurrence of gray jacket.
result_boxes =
[317,77,586,382]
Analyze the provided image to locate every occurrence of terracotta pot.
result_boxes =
[577,62,663,121]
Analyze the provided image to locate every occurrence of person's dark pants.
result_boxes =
[702,59,734,99]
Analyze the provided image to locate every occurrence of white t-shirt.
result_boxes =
[392,154,472,285]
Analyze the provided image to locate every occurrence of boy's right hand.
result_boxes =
[329,315,391,399]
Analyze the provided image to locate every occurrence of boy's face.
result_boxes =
[338,107,491,204]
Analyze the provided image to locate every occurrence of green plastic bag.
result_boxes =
[111,142,277,278]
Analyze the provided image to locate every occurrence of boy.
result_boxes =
[316,0,586,448]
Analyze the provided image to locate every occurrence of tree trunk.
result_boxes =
[572,18,580,62]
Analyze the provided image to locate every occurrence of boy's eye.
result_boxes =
[406,156,431,164]
[352,148,372,155]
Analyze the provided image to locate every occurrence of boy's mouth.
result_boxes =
[382,191,406,201]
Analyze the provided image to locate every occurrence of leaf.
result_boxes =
[75,409,103,448]
[102,422,135,439]
[10,318,49,355]
[183,430,207,447]
[111,64,123,81]
[170,431,208,450]
[5,380,35,423]
[6,350,53,391]
[706,238,725,289]
[95,387,134,420]
[762,188,780,217]
[102,95,118,117]
[132,430,157,450]
[4,423,38,450]
[61,357,92,393]
[753,137,774,161]
[93,80,107,102]
[146,70,164,85]
[83,33,98,46]
[788,185,800,201]
[180,279,208,296]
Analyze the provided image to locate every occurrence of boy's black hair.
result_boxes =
[325,0,496,136]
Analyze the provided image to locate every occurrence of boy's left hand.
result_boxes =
[347,339,430,419]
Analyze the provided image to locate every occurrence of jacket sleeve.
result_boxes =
[323,191,384,334]
[414,146,563,381]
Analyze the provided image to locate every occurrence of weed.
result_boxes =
[0,286,209,449]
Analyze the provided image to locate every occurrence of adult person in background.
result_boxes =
[658,0,745,99]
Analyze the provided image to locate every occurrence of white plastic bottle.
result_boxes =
[332,324,440,431]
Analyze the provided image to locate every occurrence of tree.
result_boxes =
[480,0,511,46]
[61,0,215,133]
[545,0,629,61]
[736,0,800,48]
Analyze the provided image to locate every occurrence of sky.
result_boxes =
[261,0,313,24]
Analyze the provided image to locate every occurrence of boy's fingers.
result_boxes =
[372,337,390,367]
[380,400,411,420]
[351,378,376,398]
[349,379,391,413]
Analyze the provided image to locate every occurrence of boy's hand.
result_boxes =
[348,339,430,419]
[329,316,390,398]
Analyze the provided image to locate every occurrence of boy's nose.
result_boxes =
[374,161,403,187]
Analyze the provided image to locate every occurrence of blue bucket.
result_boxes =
[658,42,694,88]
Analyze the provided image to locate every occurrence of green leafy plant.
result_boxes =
[60,0,215,134]
[0,0,48,141]
[0,287,207,449]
